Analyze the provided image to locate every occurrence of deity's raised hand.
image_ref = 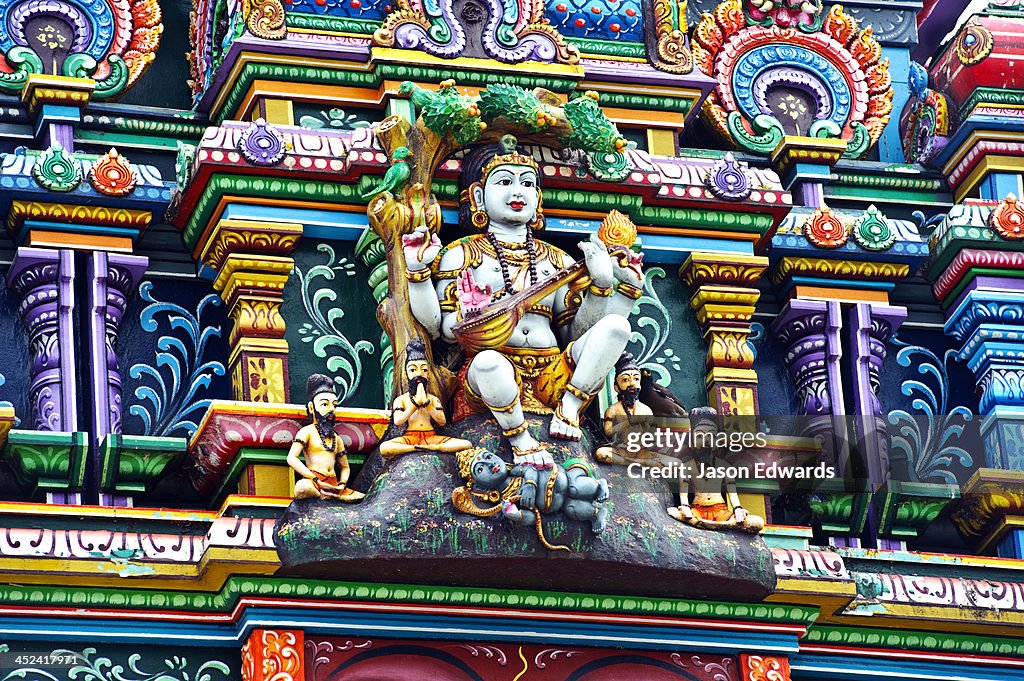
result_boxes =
[612,249,644,286]
[402,225,442,271]
[578,233,614,287]
[457,268,492,316]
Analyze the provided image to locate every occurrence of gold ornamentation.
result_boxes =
[200,220,302,270]
[5,200,150,232]
[588,282,613,297]
[739,655,791,681]
[650,0,693,73]
[245,0,287,39]
[406,267,433,282]
[771,257,910,284]
[617,282,642,300]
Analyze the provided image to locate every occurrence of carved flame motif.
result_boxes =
[598,210,638,248]
[991,194,1024,240]
[89,148,138,196]
[803,206,848,248]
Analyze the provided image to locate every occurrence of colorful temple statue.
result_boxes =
[668,407,765,533]
[286,374,365,502]
[379,339,471,458]
[405,135,637,461]
[7,0,1024,673]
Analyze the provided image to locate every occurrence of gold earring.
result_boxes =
[472,209,489,229]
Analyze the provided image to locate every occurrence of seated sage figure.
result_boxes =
[668,407,765,533]
[453,449,610,546]
[401,135,642,465]
[380,338,472,458]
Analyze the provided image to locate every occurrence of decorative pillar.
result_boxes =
[772,298,844,429]
[680,252,768,416]
[945,286,1024,469]
[86,252,149,439]
[241,629,304,681]
[198,219,302,403]
[848,302,907,486]
[7,247,77,432]
[356,227,393,406]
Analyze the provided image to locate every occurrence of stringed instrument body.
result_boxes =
[451,259,588,353]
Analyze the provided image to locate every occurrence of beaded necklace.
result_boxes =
[485,226,539,297]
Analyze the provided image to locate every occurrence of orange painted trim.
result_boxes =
[239,80,387,121]
[28,230,134,252]
[793,286,890,303]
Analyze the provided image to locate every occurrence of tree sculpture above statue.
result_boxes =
[693,0,892,158]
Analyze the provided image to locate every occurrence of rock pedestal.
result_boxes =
[275,414,776,600]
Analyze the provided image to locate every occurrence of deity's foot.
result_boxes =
[512,444,555,469]
[596,478,609,502]
[550,403,583,440]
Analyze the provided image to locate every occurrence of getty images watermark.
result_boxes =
[621,426,838,481]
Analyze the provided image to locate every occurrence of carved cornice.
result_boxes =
[199,220,303,271]
[952,468,1024,539]
[772,257,909,285]
[680,252,769,287]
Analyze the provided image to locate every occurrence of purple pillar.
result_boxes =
[7,248,77,432]
[848,303,907,487]
[86,253,148,439]
[773,299,852,475]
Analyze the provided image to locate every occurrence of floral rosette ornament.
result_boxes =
[693,0,892,159]
[89,149,138,196]
[803,206,848,248]
[32,144,82,192]
[991,194,1024,240]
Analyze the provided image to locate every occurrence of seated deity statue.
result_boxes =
[287,374,365,502]
[380,338,473,458]
[595,352,678,468]
[402,135,643,466]
[667,407,764,533]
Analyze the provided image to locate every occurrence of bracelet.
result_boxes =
[406,267,432,283]
[588,282,614,298]
[502,422,529,438]
[617,282,642,300]
[522,480,537,487]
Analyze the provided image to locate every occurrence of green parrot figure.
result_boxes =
[361,146,411,200]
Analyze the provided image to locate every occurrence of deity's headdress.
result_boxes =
[459,134,544,231]
[615,352,639,377]
[306,373,336,402]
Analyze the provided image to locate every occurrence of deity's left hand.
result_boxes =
[578,233,614,288]
[612,250,644,286]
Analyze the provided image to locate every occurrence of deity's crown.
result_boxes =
[480,135,539,182]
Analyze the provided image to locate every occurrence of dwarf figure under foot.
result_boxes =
[454,449,610,542]
[380,339,472,458]
[287,374,365,502]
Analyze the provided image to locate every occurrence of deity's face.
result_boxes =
[615,369,641,394]
[309,391,338,419]
[406,359,429,380]
[474,165,539,228]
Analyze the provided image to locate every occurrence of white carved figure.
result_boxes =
[402,135,642,466]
